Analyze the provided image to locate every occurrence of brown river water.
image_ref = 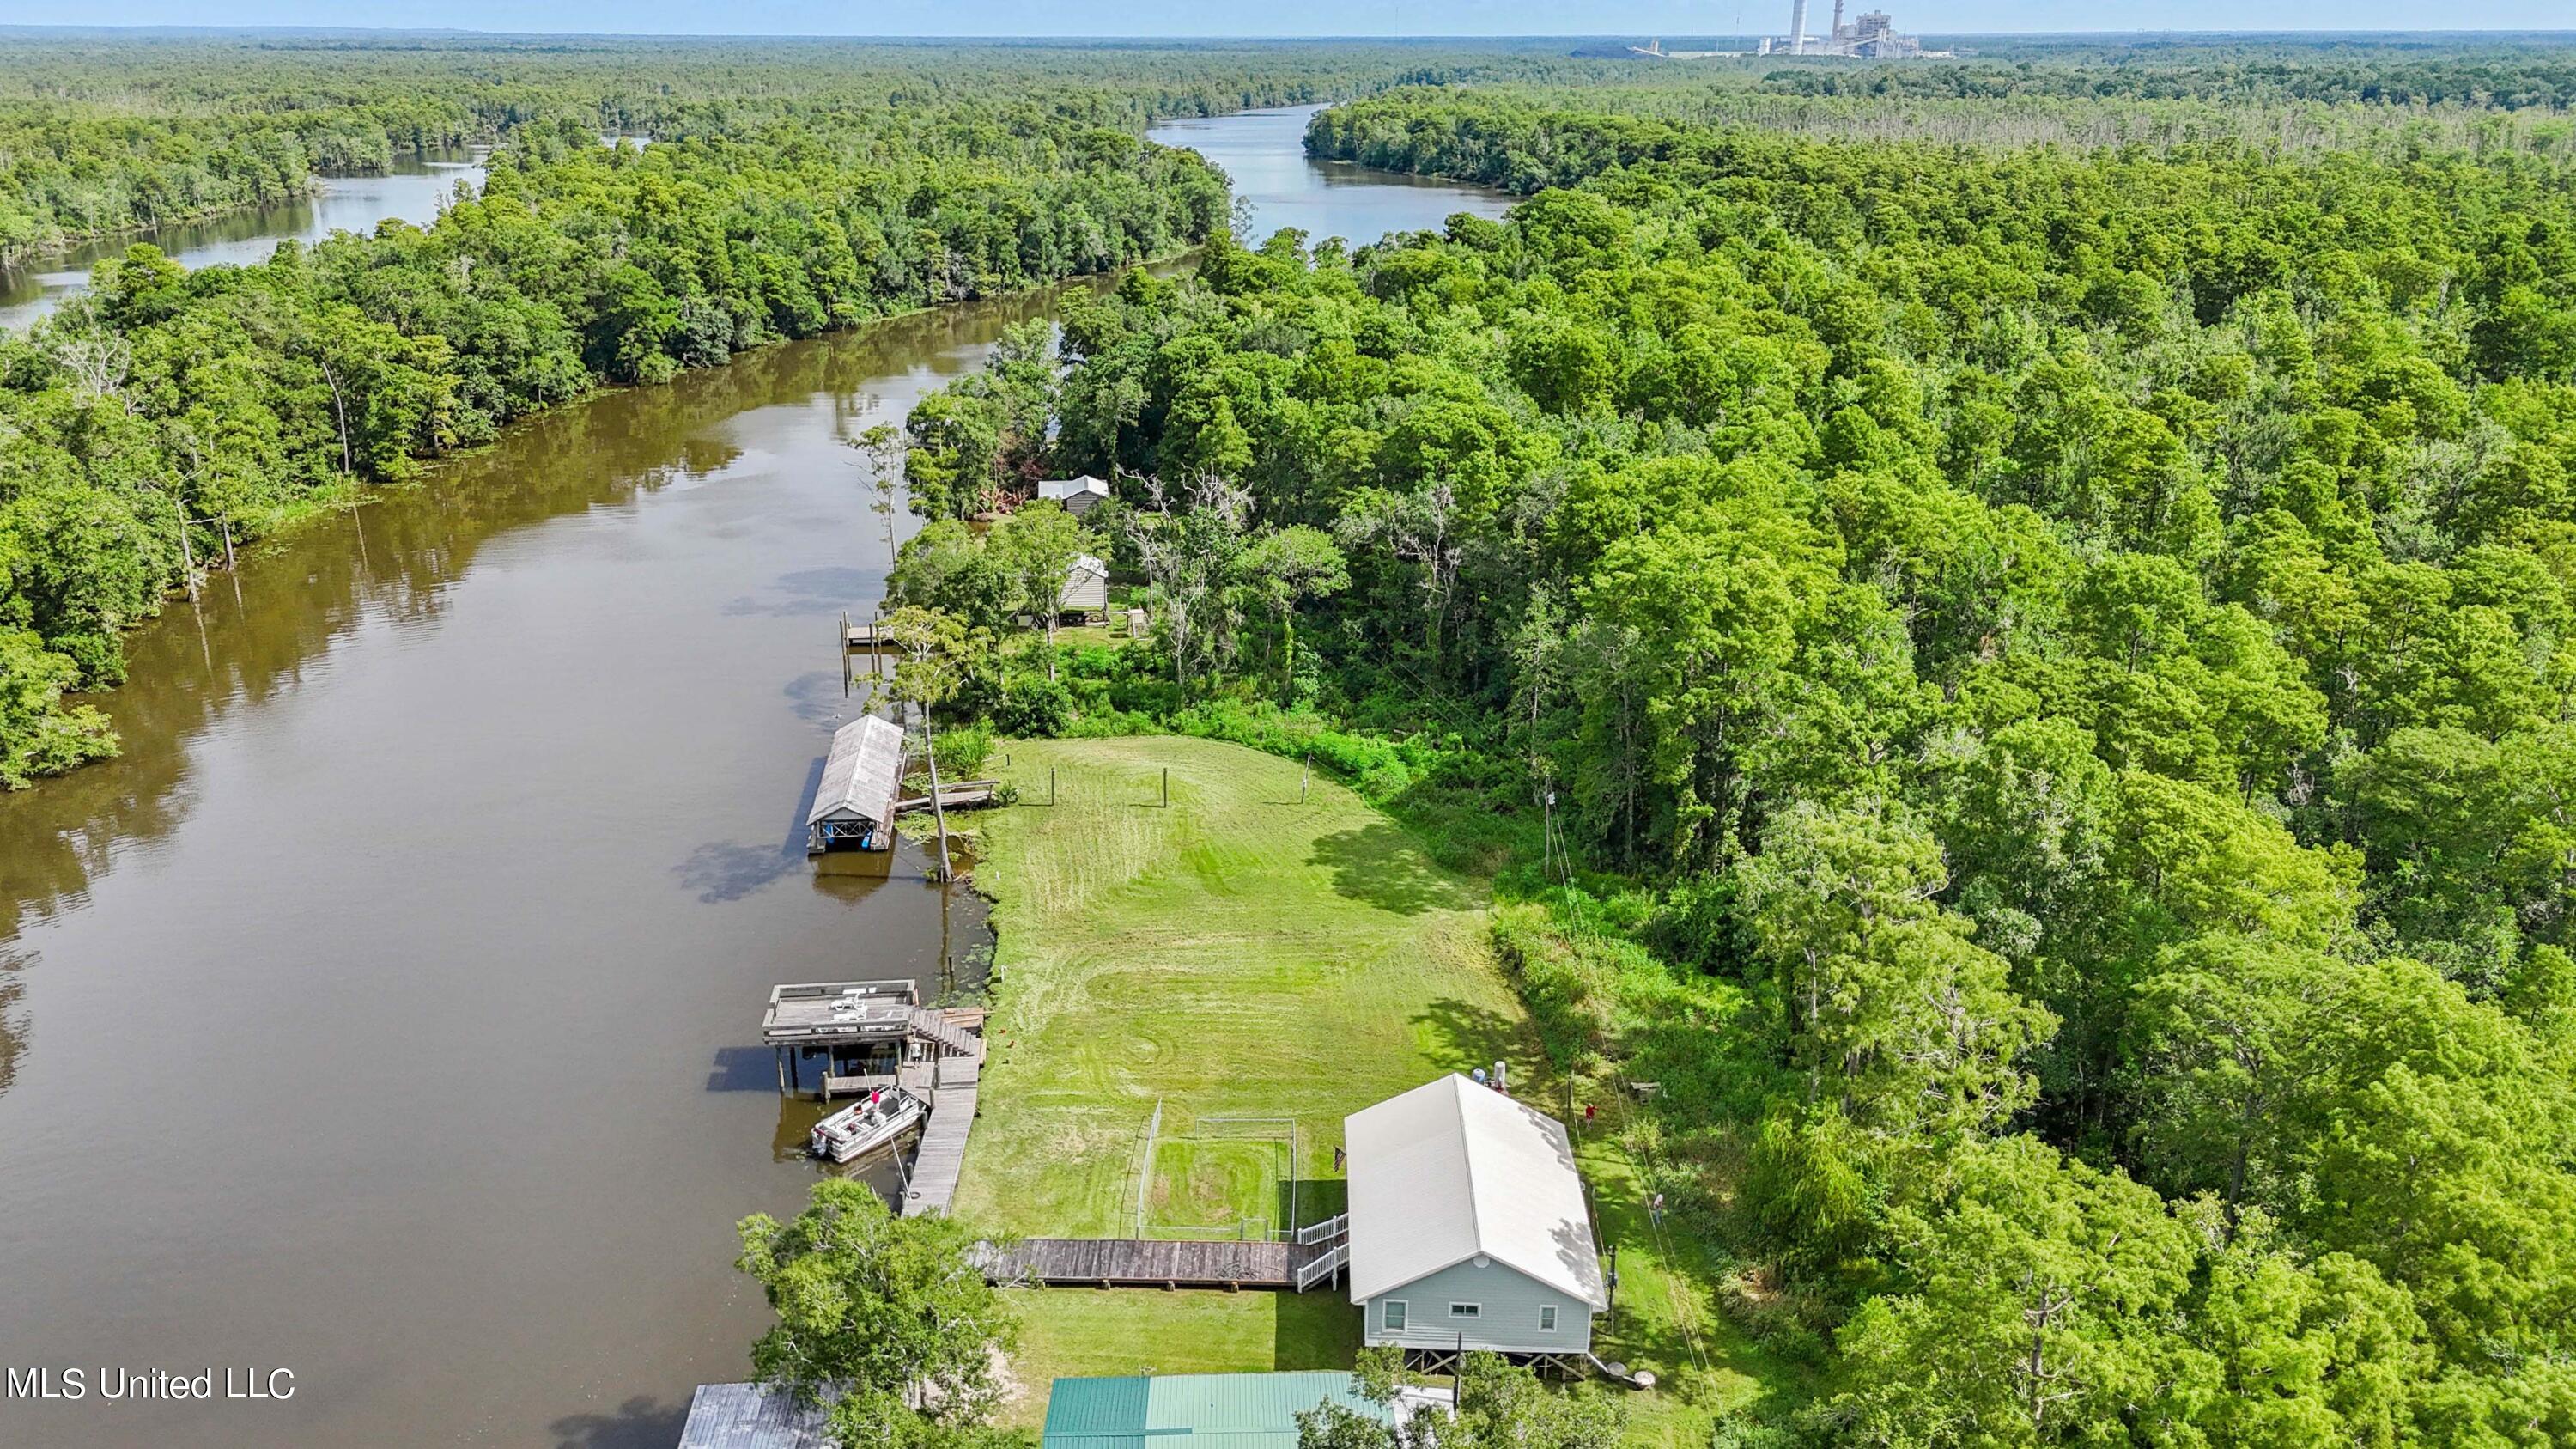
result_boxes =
[0,106,1505,1448]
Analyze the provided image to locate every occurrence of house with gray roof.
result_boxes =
[1037,475,1112,517]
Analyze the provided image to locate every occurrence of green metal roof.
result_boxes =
[1041,1372,1389,1447]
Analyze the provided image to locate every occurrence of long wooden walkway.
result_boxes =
[980,1236,1327,1289]
[900,1056,979,1218]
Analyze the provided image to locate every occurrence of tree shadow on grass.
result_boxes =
[1308,822,1479,916]
[1412,996,1536,1079]
[548,1395,689,1449]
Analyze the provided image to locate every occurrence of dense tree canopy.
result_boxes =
[898,64,2576,1441]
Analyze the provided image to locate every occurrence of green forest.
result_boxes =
[0,34,1649,786]
[881,46,2576,1447]
[11,29,2576,1446]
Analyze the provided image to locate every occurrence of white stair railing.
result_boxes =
[1296,1242,1348,1292]
[1296,1212,1349,1246]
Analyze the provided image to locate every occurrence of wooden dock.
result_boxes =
[894,780,1001,814]
[980,1236,1327,1289]
[902,1056,979,1218]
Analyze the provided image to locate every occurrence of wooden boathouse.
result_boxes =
[806,714,905,854]
[761,981,987,1217]
[761,980,979,1096]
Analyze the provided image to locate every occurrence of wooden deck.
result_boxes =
[901,1056,979,1218]
[981,1236,1327,1289]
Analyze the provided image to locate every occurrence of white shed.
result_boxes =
[1038,475,1112,517]
[805,714,905,854]
[1059,554,1109,619]
[1343,1075,1607,1360]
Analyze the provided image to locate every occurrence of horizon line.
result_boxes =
[6,24,2576,40]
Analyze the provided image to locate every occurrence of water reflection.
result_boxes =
[0,292,1036,1449]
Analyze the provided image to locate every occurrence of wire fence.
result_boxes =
[1132,1111,1303,1241]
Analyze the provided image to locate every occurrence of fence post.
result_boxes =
[1300,753,1310,803]
[1049,766,1058,807]
[1162,766,1170,808]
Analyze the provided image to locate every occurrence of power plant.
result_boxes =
[1629,3,1947,61]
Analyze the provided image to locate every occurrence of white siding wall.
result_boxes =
[1360,1260,1592,1355]
[1060,569,1109,612]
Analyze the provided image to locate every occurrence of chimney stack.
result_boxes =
[1789,0,1808,52]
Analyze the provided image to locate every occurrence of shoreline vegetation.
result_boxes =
[0,33,1656,791]
[0,49,1251,786]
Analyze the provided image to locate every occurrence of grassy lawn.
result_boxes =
[956,735,1771,1439]
[1000,1288,1361,1428]
[957,735,1532,1238]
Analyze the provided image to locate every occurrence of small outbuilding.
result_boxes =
[805,714,905,854]
[1037,474,1112,516]
[1058,553,1109,621]
[1343,1075,1608,1367]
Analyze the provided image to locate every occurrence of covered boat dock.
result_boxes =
[805,713,905,855]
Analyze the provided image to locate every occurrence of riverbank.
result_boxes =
[951,735,1763,1440]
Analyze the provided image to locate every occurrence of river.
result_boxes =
[0,107,1507,1449]
[0,150,489,334]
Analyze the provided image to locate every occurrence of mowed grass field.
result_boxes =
[955,736,1534,1424]
[955,735,1534,1238]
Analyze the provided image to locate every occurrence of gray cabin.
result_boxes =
[1038,474,1111,517]
[1343,1075,1607,1361]
[805,714,905,853]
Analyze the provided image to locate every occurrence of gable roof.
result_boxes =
[1066,553,1109,581]
[1039,475,1111,501]
[1042,1372,1386,1448]
[807,714,904,827]
[1342,1074,1607,1308]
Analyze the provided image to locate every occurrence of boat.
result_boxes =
[809,1087,927,1163]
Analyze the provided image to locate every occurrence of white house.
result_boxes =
[1342,1075,1607,1364]
[1037,475,1112,517]
[1059,554,1109,620]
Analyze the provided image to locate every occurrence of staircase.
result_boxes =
[1294,1212,1351,1292]
[907,1008,981,1058]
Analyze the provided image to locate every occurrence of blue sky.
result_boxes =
[9,3,2570,36]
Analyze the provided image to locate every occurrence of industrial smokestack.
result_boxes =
[1789,0,1808,52]
[1831,0,1845,43]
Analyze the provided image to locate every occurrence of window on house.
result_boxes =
[1539,1305,1558,1332]
[1382,1300,1407,1330]
[1449,1302,1481,1318]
